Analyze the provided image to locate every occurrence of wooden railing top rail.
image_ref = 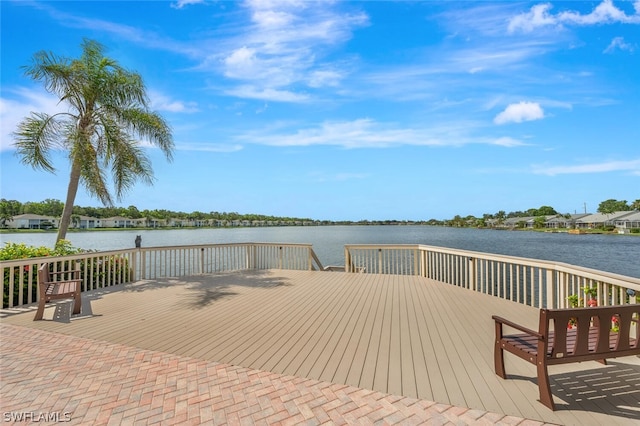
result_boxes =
[344,243,640,289]
[0,242,317,266]
[0,248,139,267]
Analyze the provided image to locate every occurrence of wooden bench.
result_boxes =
[492,304,640,410]
[34,262,82,321]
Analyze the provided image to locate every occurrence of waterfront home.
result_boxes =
[614,211,640,229]
[575,211,638,229]
[545,213,590,229]
[101,216,146,228]
[75,215,101,229]
[3,213,59,229]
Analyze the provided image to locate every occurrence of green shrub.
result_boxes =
[630,228,640,234]
[0,240,80,260]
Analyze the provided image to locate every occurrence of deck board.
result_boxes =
[2,269,639,425]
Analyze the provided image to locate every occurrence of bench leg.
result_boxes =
[494,341,506,378]
[72,289,81,315]
[494,322,506,378]
[537,361,555,410]
[34,299,46,321]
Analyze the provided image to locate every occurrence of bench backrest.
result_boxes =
[540,305,640,362]
[38,262,50,284]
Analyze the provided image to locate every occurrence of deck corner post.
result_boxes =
[344,246,351,273]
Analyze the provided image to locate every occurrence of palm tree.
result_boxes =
[71,214,81,229]
[13,39,174,243]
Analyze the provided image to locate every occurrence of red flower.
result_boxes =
[587,299,598,307]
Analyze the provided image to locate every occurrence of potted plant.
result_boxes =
[583,285,598,306]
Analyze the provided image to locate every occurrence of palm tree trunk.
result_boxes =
[56,159,82,244]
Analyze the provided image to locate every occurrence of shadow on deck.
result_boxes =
[2,269,638,425]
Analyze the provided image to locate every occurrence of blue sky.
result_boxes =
[1,0,639,221]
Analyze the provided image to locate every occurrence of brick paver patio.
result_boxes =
[0,324,550,425]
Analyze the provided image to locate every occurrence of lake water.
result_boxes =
[2,226,639,278]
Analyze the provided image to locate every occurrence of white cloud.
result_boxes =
[494,102,544,125]
[236,118,525,149]
[491,137,527,147]
[223,47,258,80]
[224,85,309,103]
[604,36,635,53]
[149,91,199,113]
[251,9,295,28]
[508,0,640,33]
[558,0,640,25]
[307,70,343,88]
[175,143,243,152]
[533,159,640,175]
[508,4,558,33]
[171,0,206,10]
[217,1,368,99]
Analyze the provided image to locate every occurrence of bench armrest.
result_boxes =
[492,315,543,339]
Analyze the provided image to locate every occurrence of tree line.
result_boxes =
[1,198,637,229]
[0,198,312,225]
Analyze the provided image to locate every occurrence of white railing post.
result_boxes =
[546,269,556,309]
[469,257,477,291]
[141,250,147,280]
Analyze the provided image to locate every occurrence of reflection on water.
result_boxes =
[2,226,638,278]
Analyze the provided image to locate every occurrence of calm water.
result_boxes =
[2,226,639,278]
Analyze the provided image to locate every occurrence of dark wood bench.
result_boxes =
[34,262,82,321]
[492,304,640,410]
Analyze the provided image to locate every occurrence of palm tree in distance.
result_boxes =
[14,39,174,244]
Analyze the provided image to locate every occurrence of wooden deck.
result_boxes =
[2,269,639,425]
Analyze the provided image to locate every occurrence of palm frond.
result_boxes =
[13,113,64,173]
[117,108,174,161]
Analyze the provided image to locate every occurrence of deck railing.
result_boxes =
[3,241,637,311]
[345,244,640,309]
[1,242,323,309]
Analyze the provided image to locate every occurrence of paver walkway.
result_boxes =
[0,324,549,425]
